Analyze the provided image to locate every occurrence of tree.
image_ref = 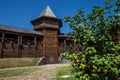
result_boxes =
[63,0,120,79]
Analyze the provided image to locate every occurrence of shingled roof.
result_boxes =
[0,25,44,36]
[38,6,56,18]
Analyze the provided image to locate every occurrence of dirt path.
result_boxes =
[0,64,69,80]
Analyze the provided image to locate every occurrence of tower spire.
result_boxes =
[31,6,62,30]
[38,6,56,18]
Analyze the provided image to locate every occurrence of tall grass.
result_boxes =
[0,58,40,69]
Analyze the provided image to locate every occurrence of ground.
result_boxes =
[0,64,69,80]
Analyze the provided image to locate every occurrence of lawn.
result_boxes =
[52,66,79,80]
[0,58,40,69]
[0,67,38,78]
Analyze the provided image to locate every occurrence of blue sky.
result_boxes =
[0,0,106,33]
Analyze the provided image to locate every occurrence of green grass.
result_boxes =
[0,67,38,78]
[52,66,78,80]
[0,58,40,69]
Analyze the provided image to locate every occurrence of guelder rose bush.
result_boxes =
[62,0,120,79]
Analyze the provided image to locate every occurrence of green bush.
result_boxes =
[64,0,120,79]
[62,53,120,80]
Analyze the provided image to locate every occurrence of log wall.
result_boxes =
[0,32,43,58]
[58,39,80,55]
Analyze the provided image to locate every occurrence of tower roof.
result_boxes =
[38,6,56,18]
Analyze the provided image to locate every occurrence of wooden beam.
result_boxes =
[17,35,20,58]
[34,36,37,58]
[17,35,23,58]
[1,32,5,58]
[20,35,23,58]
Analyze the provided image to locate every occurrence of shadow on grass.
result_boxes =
[52,66,79,80]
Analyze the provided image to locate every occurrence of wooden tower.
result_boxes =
[31,6,62,64]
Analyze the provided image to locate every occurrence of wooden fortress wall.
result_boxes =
[58,38,79,55]
[0,32,43,58]
[0,30,79,64]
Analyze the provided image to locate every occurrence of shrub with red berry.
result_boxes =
[63,0,120,79]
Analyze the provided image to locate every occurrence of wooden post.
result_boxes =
[20,35,22,58]
[64,39,67,51]
[17,35,20,58]
[1,32,5,58]
[17,35,23,58]
[34,36,37,58]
